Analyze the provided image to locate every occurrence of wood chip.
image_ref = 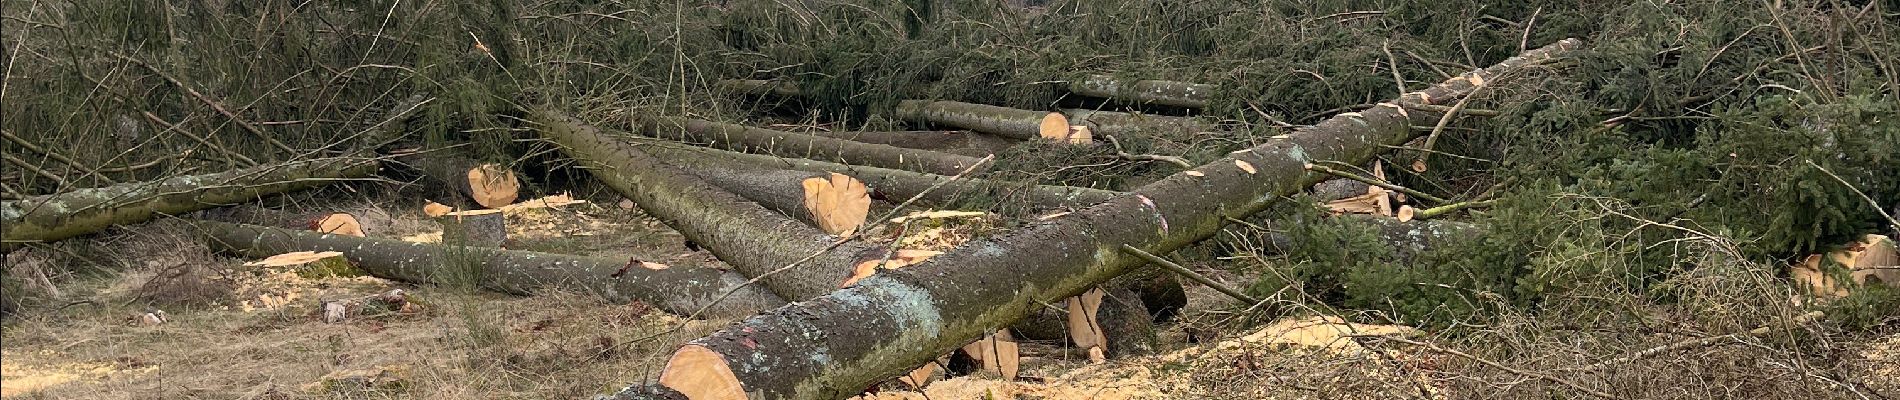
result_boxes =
[423,201,454,217]
[1234,160,1256,174]
[840,249,944,287]
[245,251,346,267]
[1185,171,1206,177]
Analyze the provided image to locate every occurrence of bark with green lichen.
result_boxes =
[2,157,379,250]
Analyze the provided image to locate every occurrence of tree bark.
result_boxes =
[614,134,1117,211]
[535,110,892,301]
[893,100,1049,140]
[630,116,989,176]
[612,38,1580,400]
[387,151,521,209]
[1064,108,1218,137]
[1068,75,1215,109]
[894,100,1218,141]
[197,221,783,318]
[802,130,1016,157]
[2,157,379,250]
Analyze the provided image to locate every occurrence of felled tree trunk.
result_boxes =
[615,39,1580,400]
[893,100,1050,140]
[802,130,1016,157]
[631,117,989,176]
[536,110,892,301]
[197,221,784,318]
[388,151,521,209]
[1,157,378,249]
[690,167,873,234]
[1068,75,1216,109]
[615,134,1117,211]
[1064,108,1218,137]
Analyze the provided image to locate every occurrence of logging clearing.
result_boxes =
[3,1,1897,400]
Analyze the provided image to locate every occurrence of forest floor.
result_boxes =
[2,188,1895,399]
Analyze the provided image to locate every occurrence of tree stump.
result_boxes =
[436,209,507,247]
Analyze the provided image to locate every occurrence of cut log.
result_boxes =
[1063,108,1217,138]
[800,173,871,236]
[1068,75,1216,109]
[390,151,521,209]
[436,209,507,247]
[631,116,989,176]
[618,134,1117,211]
[198,221,784,318]
[1,157,378,249]
[611,39,1580,400]
[534,110,891,301]
[310,213,365,237]
[801,130,1016,157]
[894,100,1051,140]
[1038,112,1072,141]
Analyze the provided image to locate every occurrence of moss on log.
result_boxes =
[612,38,1580,400]
[2,157,379,249]
[198,221,783,318]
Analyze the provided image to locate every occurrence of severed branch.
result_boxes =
[1120,245,1259,305]
[1105,135,1194,169]
[1305,163,1448,204]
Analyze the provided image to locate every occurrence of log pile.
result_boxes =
[3,33,1585,400]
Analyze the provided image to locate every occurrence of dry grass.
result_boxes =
[2,187,1894,400]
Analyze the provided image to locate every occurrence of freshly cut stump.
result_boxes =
[309,213,365,237]
[801,173,872,235]
[436,209,506,247]
[466,164,520,208]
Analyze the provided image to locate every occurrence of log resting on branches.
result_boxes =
[2,157,379,250]
[536,110,890,301]
[614,38,1580,400]
[801,130,1016,157]
[1068,75,1216,109]
[895,100,1217,141]
[611,133,1117,211]
[197,221,783,318]
[631,116,988,176]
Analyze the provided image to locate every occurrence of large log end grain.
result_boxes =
[659,345,748,400]
[466,164,521,208]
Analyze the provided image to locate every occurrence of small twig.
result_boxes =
[1120,245,1261,306]
[1304,164,1448,204]
[140,111,260,167]
[1519,8,1542,54]
[1103,135,1193,169]
[3,152,70,188]
[1,130,117,184]
[1578,311,1823,371]
[1412,78,1489,171]
[1411,200,1493,219]
[116,52,297,155]
[1806,159,1900,231]
[1382,41,1408,95]
[1370,336,1619,400]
